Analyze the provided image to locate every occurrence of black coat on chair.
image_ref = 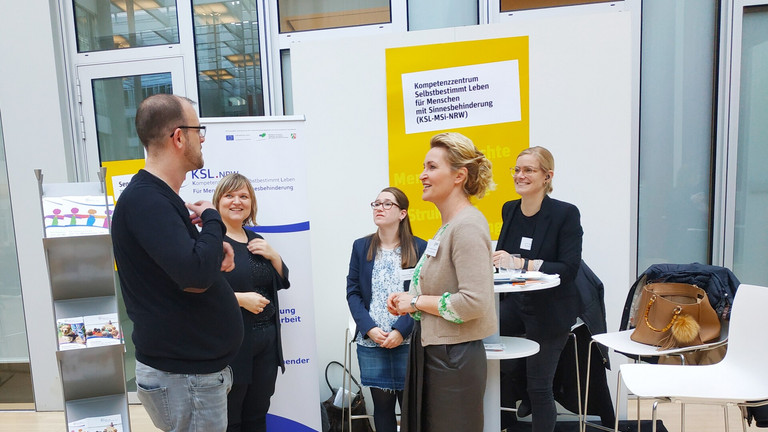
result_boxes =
[552,261,616,426]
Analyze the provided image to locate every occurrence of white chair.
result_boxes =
[558,323,585,428]
[616,284,768,432]
[584,312,729,432]
[343,315,375,432]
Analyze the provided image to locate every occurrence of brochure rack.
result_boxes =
[36,168,131,431]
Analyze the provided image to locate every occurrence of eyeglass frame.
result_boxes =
[370,201,400,210]
[510,166,543,176]
[171,125,207,138]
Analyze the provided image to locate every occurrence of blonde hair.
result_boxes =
[430,132,495,198]
[212,173,258,225]
[517,146,555,194]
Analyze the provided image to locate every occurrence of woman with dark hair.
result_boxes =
[387,132,497,432]
[346,186,427,432]
[213,173,290,432]
[494,146,583,432]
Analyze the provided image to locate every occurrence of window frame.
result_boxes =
[271,1,407,51]
[490,0,631,23]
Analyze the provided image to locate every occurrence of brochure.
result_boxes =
[43,195,114,238]
[57,314,121,350]
[57,317,86,350]
[68,417,88,432]
[68,413,122,432]
[90,413,122,432]
[83,313,121,347]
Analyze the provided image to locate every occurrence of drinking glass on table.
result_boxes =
[498,253,521,276]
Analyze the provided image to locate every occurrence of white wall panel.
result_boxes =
[291,11,635,402]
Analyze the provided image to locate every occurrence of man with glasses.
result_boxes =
[112,94,243,432]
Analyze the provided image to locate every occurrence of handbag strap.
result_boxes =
[643,294,683,333]
[324,360,363,393]
[645,282,705,299]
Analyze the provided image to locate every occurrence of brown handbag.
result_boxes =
[630,282,721,349]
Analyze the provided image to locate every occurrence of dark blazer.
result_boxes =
[496,195,583,334]
[346,235,428,341]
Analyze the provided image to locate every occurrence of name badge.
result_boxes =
[425,239,440,256]
[399,268,415,283]
[520,237,533,250]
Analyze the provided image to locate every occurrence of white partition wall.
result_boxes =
[290,10,637,404]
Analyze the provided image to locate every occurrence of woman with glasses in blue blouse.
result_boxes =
[346,187,427,432]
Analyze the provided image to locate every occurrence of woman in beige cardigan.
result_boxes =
[387,132,497,432]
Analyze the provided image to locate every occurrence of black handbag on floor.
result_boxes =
[321,361,373,432]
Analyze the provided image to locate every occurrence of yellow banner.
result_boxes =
[385,37,530,239]
[101,158,145,201]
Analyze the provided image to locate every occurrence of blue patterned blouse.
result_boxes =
[356,247,410,347]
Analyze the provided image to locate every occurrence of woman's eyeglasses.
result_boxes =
[511,166,540,176]
[370,201,400,210]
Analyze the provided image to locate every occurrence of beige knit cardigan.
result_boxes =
[415,205,497,346]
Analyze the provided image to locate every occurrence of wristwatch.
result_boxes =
[410,295,420,312]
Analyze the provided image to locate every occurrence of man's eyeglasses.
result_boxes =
[511,166,540,176]
[171,125,207,138]
[370,201,400,210]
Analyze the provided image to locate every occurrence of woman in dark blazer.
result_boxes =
[346,187,427,432]
[493,146,583,432]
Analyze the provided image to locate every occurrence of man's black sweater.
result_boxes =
[112,170,243,373]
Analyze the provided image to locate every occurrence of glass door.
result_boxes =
[0,112,33,409]
[77,58,186,179]
[77,58,185,401]
[723,1,768,285]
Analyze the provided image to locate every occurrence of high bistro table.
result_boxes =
[482,274,561,432]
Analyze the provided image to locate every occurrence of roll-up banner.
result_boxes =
[179,116,320,432]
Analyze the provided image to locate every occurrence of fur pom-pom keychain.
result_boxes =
[671,313,700,344]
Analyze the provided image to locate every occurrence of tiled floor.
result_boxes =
[0,404,156,431]
[0,399,762,431]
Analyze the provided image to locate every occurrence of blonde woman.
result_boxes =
[388,132,497,432]
[493,146,583,432]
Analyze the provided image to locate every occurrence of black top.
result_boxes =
[224,229,290,383]
[111,169,243,374]
[224,234,277,324]
[512,206,538,247]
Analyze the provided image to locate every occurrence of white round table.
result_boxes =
[484,336,540,432]
[493,274,561,293]
[483,274,560,432]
